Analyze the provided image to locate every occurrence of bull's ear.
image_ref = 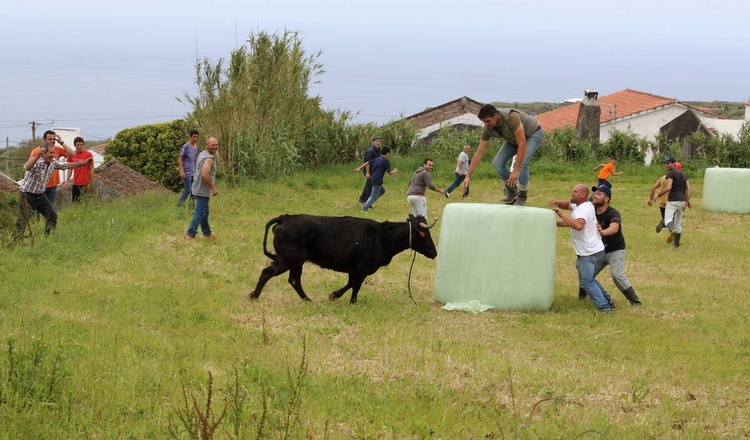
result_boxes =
[408,214,415,221]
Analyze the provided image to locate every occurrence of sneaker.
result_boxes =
[184,234,196,241]
[204,233,216,239]
[599,307,613,313]
[630,301,642,307]
[655,220,664,233]
[444,190,450,198]
[607,299,616,309]
[667,230,677,244]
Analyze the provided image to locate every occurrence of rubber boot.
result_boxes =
[673,233,681,248]
[513,190,527,206]
[501,185,518,204]
[655,219,664,233]
[666,221,677,243]
[622,287,641,306]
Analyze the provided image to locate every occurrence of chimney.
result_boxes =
[577,89,601,146]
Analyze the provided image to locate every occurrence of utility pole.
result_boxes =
[30,120,37,145]
[5,137,8,173]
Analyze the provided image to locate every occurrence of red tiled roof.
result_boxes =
[536,89,678,131]
[91,144,107,154]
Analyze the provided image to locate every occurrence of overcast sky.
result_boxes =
[1,0,748,145]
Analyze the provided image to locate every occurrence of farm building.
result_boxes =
[404,96,484,140]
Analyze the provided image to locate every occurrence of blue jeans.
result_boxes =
[446,172,468,195]
[44,186,58,207]
[177,176,194,207]
[362,184,385,211]
[576,251,612,310]
[491,128,544,190]
[187,196,211,237]
[359,178,385,203]
[593,249,632,292]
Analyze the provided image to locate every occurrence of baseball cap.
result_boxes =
[371,136,380,142]
[591,185,612,199]
[663,156,676,163]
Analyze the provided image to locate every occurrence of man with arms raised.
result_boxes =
[29,130,75,206]
[17,145,92,236]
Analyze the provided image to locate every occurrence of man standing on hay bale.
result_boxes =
[463,104,544,206]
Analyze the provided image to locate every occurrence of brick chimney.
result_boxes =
[576,89,601,146]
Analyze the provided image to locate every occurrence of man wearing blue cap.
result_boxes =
[653,157,691,247]
[578,185,642,306]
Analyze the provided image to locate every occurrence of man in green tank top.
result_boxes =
[462,104,544,206]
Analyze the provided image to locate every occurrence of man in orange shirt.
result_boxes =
[29,130,75,206]
[593,156,623,188]
[64,136,95,202]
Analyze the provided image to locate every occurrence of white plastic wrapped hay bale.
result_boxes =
[434,203,556,311]
[703,168,750,214]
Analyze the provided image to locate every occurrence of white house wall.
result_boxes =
[599,105,689,143]
[416,113,483,139]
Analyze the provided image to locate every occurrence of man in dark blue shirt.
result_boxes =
[359,147,398,212]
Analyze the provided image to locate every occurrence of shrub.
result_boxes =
[537,126,595,163]
[105,119,189,192]
[599,129,650,163]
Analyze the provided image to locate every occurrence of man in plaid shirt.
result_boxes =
[17,143,92,236]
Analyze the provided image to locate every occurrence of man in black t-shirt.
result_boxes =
[653,157,692,247]
[578,185,642,306]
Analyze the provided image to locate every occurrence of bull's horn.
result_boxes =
[419,218,438,229]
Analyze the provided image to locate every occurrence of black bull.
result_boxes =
[248,214,438,303]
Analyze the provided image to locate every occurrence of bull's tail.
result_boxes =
[262,216,283,261]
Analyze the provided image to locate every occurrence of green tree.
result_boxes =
[105,119,188,192]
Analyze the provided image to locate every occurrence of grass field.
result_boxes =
[1,158,749,439]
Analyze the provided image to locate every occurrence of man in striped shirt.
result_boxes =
[17,143,92,236]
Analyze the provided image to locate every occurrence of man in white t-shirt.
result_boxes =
[548,184,614,312]
[445,145,470,198]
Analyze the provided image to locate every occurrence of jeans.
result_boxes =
[491,128,544,190]
[44,186,57,207]
[406,195,427,218]
[593,249,632,292]
[665,201,686,233]
[359,179,385,203]
[446,173,468,195]
[177,176,194,207]
[576,251,612,310]
[18,192,57,235]
[598,178,612,188]
[187,196,211,237]
[362,184,385,211]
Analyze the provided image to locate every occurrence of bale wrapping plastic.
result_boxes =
[703,168,750,214]
[434,203,556,311]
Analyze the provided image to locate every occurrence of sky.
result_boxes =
[1,0,749,146]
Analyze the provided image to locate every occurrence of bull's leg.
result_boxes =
[349,276,367,304]
[248,262,287,299]
[329,283,352,301]
[287,266,312,301]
